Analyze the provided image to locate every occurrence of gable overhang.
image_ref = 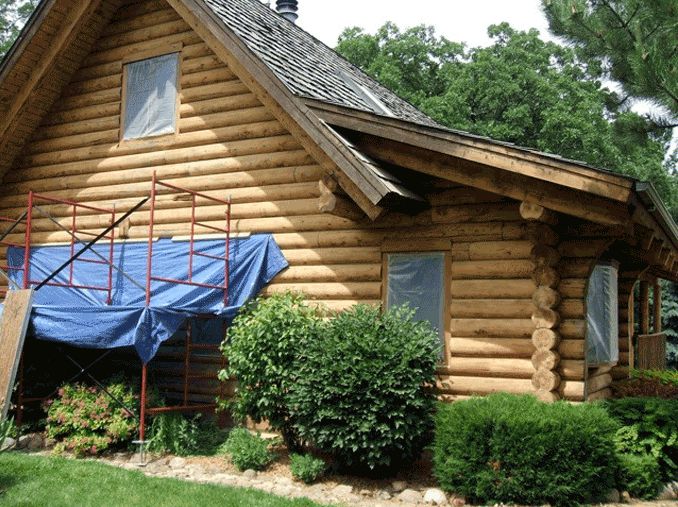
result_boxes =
[306,100,678,280]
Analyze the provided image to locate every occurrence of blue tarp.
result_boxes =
[3,235,288,363]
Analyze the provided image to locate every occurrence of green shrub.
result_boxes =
[0,418,16,453]
[289,304,439,472]
[220,293,322,449]
[290,454,326,484]
[45,382,137,456]
[613,369,678,399]
[433,394,620,507]
[223,428,275,471]
[617,451,663,499]
[605,397,678,490]
[147,413,200,456]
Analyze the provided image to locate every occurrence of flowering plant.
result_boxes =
[45,382,137,456]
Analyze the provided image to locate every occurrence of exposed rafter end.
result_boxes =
[519,201,558,225]
[318,176,366,222]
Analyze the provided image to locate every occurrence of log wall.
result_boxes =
[0,0,597,403]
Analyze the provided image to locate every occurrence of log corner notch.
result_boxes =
[318,174,366,222]
[522,201,562,402]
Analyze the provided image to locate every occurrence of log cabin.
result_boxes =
[0,0,675,410]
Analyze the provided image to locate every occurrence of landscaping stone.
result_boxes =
[397,489,423,504]
[621,491,631,503]
[1,437,16,451]
[450,496,466,507]
[423,488,448,505]
[168,457,186,469]
[243,469,258,480]
[391,480,408,493]
[17,434,43,450]
[378,490,393,500]
[606,489,621,503]
[331,485,353,497]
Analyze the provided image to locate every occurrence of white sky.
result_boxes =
[294,0,553,48]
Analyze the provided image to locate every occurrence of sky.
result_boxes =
[293,0,553,48]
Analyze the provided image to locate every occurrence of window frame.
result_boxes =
[381,240,452,366]
[119,43,183,146]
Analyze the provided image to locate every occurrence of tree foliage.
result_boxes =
[541,0,678,122]
[0,0,35,60]
[336,22,677,218]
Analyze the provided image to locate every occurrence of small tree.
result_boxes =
[219,293,321,450]
[289,304,439,472]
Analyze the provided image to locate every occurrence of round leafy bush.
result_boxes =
[220,293,321,449]
[289,304,439,472]
[45,382,137,456]
[290,453,326,484]
[222,428,276,471]
[433,394,620,507]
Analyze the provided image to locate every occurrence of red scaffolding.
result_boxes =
[1,175,231,442]
[141,171,231,442]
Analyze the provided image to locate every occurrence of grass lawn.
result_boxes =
[0,453,325,507]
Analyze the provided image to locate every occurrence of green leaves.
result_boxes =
[288,304,438,472]
[220,293,323,449]
[289,454,326,484]
[222,428,276,472]
[336,20,677,219]
[0,0,36,59]
[433,394,620,506]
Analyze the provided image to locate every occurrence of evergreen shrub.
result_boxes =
[605,397,678,498]
[433,394,619,506]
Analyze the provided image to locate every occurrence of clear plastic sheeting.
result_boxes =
[386,253,445,355]
[123,53,178,140]
[586,263,619,365]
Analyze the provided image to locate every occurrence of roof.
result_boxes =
[202,0,437,126]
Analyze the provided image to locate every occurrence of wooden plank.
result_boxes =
[0,290,34,419]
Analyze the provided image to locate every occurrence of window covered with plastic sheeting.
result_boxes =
[586,263,619,365]
[386,252,445,356]
[123,53,179,140]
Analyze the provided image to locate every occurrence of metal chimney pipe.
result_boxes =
[276,0,298,23]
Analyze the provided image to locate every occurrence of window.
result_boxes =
[385,252,446,357]
[122,53,179,140]
[586,262,619,365]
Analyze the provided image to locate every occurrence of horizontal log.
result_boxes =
[559,239,610,258]
[587,373,613,395]
[440,358,534,378]
[437,376,535,396]
[466,240,534,260]
[587,388,612,401]
[559,339,585,359]
[532,266,560,288]
[449,337,533,358]
[559,380,585,401]
[262,282,381,299]
[533,286,560,309]
[181,67,236,88]
[281,247,381,266]
[450,318,534,338]
[560,319,586,339]
[180,80,250,103]
[83,32,201,67]
[449,299,535,319]
[559,279,587,298]
[34,115,120,141]
[14,134,305,184]
[273,264,381,283]
[532,308,560,329]
[559,359,586,380]
[309,300,381,313]
[432,203,520,224]
[450,259,535,279]
[428,187,504,206]
[450,279,536,299]
[179,93,260,118]
[558,299,585,319]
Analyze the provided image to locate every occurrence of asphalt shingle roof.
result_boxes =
[202,0,437,126]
